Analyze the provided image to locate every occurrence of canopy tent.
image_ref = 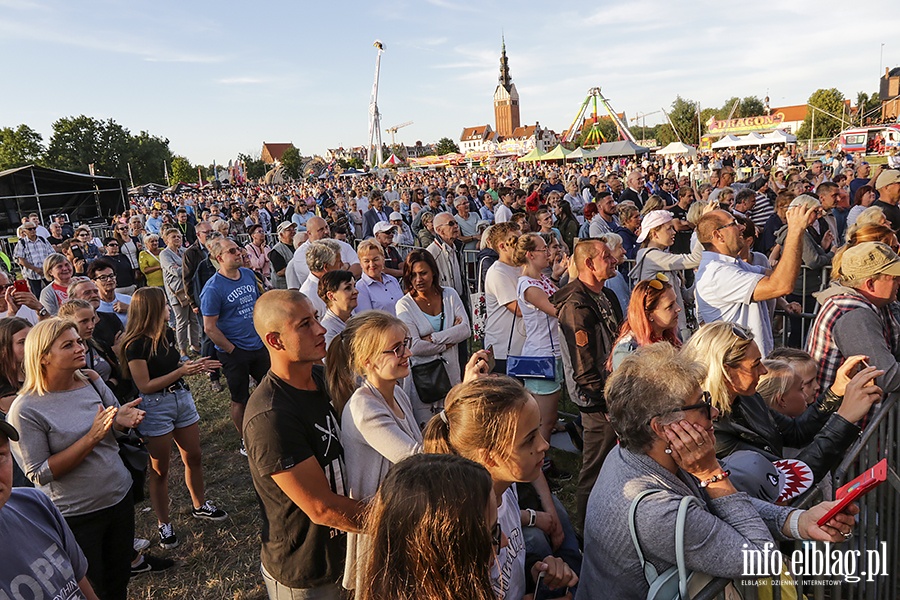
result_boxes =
[657,141,697,157]
[0,165,126,234]
[761,129,797,144]
[517,147,546,162]
[128,182,168,196]
[595,140,650,157]
[381,153,403,167]
[734,133,765,147]
[338,167,370,176]
[539,144,572,161]
[711,135,743,149]
[164,182,199,194]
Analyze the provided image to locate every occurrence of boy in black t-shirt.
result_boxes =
[244,290,364,598]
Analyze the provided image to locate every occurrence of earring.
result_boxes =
[664,446,673,455]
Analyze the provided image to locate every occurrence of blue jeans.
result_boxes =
[261,564,344,600]
[523,494,581,598]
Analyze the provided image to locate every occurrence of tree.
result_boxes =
[856,91,881,125]
[45,115,134,179]
[434,137,459,155]
[739,96,766,118]
[170,155,197,183]
[129,131,173,185]
[796,88,845,140]
[237,153,267,181]
[281,146,302,179]
[0,124,45,170]
[666,96,701,145]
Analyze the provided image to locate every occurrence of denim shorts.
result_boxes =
[137,387,200,437]
[523,357,564,396]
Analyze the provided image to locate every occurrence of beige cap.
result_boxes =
[842,242,900,281]
[875,169,900,190]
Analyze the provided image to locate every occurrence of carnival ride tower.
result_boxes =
[367,40,385,167]
[563,87,637,146]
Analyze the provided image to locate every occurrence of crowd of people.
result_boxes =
[1,144,896,599]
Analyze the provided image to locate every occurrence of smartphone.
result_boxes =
[71,245,84,260]
[13,279,29,293]
[816,458,887,527]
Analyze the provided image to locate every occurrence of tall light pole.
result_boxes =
[367,40,385,167]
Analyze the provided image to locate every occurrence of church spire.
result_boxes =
[498,35,512,90]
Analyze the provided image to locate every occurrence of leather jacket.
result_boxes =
[552,279,622,413]
[715,393,860,482]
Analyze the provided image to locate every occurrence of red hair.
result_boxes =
[583,202,598,221]
[606,278,680,370]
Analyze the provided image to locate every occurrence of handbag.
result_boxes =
[411,296,453,404]
[628,490,701,599]
[88,376,149,503]
[506,311,556,380]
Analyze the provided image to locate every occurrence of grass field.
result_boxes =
[129,374,583,599]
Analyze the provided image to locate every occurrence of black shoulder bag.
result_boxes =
[410,295,453,404]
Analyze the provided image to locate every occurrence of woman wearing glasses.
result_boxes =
[683,322,881,483]
[360,453,500,600]
[578,342,859,599]
[325,311,422,594]
[73,226,102,264]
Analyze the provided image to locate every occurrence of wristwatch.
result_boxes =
[38,307,49,318]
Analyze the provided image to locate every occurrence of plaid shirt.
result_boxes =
[806,290,898,394]
[13,236,54,280]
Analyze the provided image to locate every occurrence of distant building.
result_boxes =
[881,67,900,122]
[459,125,497,154]
[493,37,521,138]
[261,142,296,165]
[767,105,807,135]
[496,122,559,154]
[326,146,367,162]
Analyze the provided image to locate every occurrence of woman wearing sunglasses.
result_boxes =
[608,273,681,371]
[578,342,860,600]
[683,322,882,483]
[325,311,423,594]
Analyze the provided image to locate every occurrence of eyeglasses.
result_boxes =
[646,272,669,290]
[115,227,127,231]
[382,337,413,358]
[78,233,90,237]
[106,243,119,247]
[223,247,240,255]
[660,391,714,421]
[491,522,502,552]
[93,274,116,282]
[715,219,739,231]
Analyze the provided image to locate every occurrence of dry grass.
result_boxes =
[128,374,583,599]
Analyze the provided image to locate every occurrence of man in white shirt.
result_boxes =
[298,240,342,320]
[493,187,514,223]
[286,217,360,290]
[694,203,815,357]
[483,223,524,373]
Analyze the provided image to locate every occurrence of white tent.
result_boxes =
[657,141,697,156]
[567,147,603,160]
[734,133,765,147]
[760,129,797,145]
[711,135,742,149]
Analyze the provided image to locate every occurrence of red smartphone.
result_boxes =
[816,458,887,526]
[13,279,29,293]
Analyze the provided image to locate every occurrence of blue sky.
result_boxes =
[2,0,899,167]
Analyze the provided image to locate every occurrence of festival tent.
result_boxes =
[711,135,743,149]
[0,165,126,234]
[595,140,650,157]
[381,154,403,167]
[517,147,546,162]
[339,167,369,176]
[540,144,572,161]
[734,133,765,147]
[128,182,168,195]
[760,130,797,145]
[657,142,697,157]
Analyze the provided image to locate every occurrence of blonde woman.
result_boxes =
[8,318,145,599]
[325,311,422,593]
[118,287,225,550]
[683,322,881,483]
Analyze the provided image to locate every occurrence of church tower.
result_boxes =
[493,36,520,138]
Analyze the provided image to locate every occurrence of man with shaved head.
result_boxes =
[285,216,361,289]
[694,203,816,356]
[617,170,648,210]
[245,290,363,599]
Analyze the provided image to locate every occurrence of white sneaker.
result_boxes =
[133,537,151,552]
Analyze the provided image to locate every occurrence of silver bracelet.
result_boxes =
[789,510,804,539]
[526,508,537,528]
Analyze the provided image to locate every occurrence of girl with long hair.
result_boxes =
[325,311,422,592]
[8,318,145,599]
[423,377,578,599]
[359,453,499,600]
[608,274,681,371]
[118,287,225,550]
[58,299,129,400]
[0,316,31,487]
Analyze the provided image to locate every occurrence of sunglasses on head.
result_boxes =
[646,272,669,290]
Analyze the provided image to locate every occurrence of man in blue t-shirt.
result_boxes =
[201,236,271,453]
[0,420,98,599]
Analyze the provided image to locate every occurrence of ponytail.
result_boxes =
[325,331,356,417]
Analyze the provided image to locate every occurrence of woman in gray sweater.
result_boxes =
[577,343,860,600]
[8,318,145,600]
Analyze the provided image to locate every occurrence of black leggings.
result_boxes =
[65,494,134,600]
